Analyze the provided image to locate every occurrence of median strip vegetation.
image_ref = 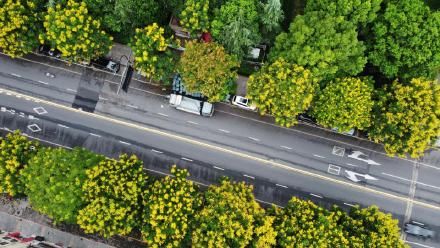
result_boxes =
[0,131,408,247]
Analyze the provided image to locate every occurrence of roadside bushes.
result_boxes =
[0,131,407,247]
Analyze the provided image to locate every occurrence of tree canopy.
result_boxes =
[369,78,440,158]
[305,0,382,27]
[180,0,210,36]
[0,0,42,58]
[368,0,440,80]
[192,179,275,247]
[0,131,38,197]
[22,147,104,223]
[179,41,238,102]
[312,77,374,132]
[211,0,261,59]
[269,11,366,82]
[247,59,317,127]
[141,166,201,247]
[77,154,146,237]
[41,0,113,62]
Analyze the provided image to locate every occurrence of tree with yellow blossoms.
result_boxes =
[369,78,440,158]
[131,23,176,82]
[41,0,113,62]
[77,154,146,238]
[0,131,39,197]
[0,0,42,58]
[270,197,349,247]
[141,166,201,247]
[180,0,210,37]
[247,59,317,127]
[341,205,408,248]
[192,179,276,248]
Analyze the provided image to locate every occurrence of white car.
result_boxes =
[231,95,257,111]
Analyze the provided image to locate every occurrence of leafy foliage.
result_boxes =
[22,148,103,223]
[41,0,113,62]
[270,11,366,82]
[341,205,408,247]
[211,0,261,59]
[180,0,210,36]
[368,0,440,80]
[271,197,349,247]
[0,131,38,197]
[305,0,382,26]
[370,78,440,158]
[131,23,176,81]
[0,0,41,57]
[312,77,374,132]
[77,154,146,237]
[179,41,239,102]
[247,59,317,127]
[141,166,201,247]
[192,179,275,247]
[260,0,284,34]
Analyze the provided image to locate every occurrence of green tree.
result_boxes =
[179,41,238,102]
[21,148,103,223]
[369,78,440,158]
[131,23,176,82]
[0,131,38,197]
[180,0,210,36]
[247,59,317,127]
[305,0,382,27]
[270,11,366,82]
[77,154,146,237]
[141,166,201,247]
[0,0,42,58]
[368,0,440,80]
[341,205,408,247]
[41,0,113,62]
[211,0,261,59]
[311,77,374,132]
[192,179,275,247]
[260,0,284,34]
[270,197,348,247]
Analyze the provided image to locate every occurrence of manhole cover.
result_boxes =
[33,106,48,115]
[27,124,42,133]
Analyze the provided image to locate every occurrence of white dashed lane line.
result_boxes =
[343,202,356,207]
[310,193,323,199]
[157,112,169,117]
[280,145,293,150]
[187,121,199,125]
[127,104,138,109]
[243,174,255,180]
[313,154,326,159]
[11,73,21,78]
[37,80,49,85]
[89,133,101,137]
[66,88,77,93]
[218,129,230,133]
[213,166,225,171]
[57,124,69,128]
[275,183,288,189]
[248,136,260,142]
[181,157,193,162]
[118,141,131,145]
[151,149,163,154]
[346,163,359,167]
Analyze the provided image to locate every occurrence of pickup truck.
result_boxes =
[169,94,214,117]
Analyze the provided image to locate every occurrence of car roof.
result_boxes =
[405,223,435,236]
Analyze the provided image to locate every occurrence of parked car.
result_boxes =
[231,95,257,111]
[404,222,435,238]
[91,57,120,73]
[38,45,61,58]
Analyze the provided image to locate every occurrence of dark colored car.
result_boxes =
[404,222,435,238]
[38,45,61,58]
[91,57,120,73]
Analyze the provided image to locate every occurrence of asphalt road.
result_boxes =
[0,53,439,247]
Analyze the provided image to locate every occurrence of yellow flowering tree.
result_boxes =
[312,77,374,132]
[0,131,39,197]
[179,41,239,102]
[247,59,317,127]
[141,166,201,247]
[270,197,348,247]
[41,0,113,62]
[0,0,42,58]
[342,205,408,247]
[131,23,176,82]
[77,154,146,238]
[192,179,276,248]
[180,0,210,36]
[369,78,440,157]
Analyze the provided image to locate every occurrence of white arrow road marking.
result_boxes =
[347,150,381,165]
[344,170,378,183]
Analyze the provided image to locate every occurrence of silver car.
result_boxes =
[404,222,435,238]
